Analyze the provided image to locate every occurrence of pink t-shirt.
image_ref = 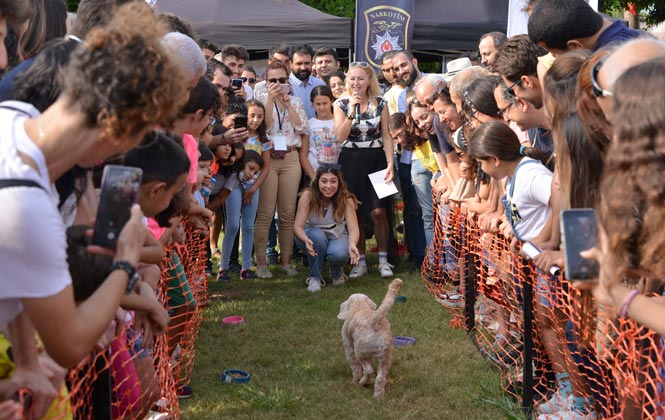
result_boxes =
[147,217,166,241]
[182,134,199,184]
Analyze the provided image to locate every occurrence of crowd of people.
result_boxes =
[1,0,665,418]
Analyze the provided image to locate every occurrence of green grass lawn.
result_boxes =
[180,260,521,420]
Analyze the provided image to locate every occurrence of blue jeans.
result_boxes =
[398,161,426,263]
[221,187,259,271]
[410,159,434,245]
[295,227,349,280]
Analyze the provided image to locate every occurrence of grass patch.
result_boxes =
[181,260,517,419]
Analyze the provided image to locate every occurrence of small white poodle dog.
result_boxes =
[337,278,403,397]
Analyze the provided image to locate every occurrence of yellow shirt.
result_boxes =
[414,141,439,173]
[383,85,406,115]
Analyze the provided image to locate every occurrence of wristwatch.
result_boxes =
[111,260,140,294]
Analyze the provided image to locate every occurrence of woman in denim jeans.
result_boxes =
[294,166,360,292]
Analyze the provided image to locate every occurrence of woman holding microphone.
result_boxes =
[333,62,394,278]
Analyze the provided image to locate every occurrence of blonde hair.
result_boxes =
[343,65,381,109]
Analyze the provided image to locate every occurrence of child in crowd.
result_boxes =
[217,150,265,281]
[123,131,195,399]
[300,86,338,184]
[194,141,214,207]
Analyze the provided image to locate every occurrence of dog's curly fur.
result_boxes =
[337,278,403,397]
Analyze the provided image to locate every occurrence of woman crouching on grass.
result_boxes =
[294,165,360,292]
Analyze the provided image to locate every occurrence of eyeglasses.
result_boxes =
[497,101,514,117]
[590,56,613,98]
[241,77,257,84]
[425,85,447,106]
[318,163,341,171]
[349,61,370,68]
[504,78,522,98]
[268,77,288,84]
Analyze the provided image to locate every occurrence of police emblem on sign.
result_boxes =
[363,5,412,68]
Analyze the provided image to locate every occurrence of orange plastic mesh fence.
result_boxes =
[422,201,665,419]
[32,219,209,420]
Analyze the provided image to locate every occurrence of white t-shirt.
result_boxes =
[306,118,338,171]
[504,157,552,241]
[0,101,71,331]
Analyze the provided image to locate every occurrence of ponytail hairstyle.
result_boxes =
[310,85,335,116]
[245,99,269,144]
[469,121,548,166]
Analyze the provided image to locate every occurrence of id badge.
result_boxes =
[273,134,288,151]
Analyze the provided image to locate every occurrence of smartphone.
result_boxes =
[92,165,143,250]
[234,116,248,129]
[279,83,290,94]
[231,78,243,90]
[560,208,599,281]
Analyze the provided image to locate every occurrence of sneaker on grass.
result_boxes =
[537,406,596,420]
[378,261,394,278]
[240,269,257,280]
[332,273,347,286]
[255,266,272,278]
[217,269,230,282]
[349,263,367,279]
[177,384,193,399]
[537,390,574,415]
[281,265,298,277]
[306,277,323,292]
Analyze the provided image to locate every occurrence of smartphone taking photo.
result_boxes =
[279,83,290,94]
[92,165,143,250]
[560,208,599,281]
[234,116,248,130]
[231,78,243,90]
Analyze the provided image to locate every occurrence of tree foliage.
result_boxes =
[600,0,665,25]
[299,0,355,18]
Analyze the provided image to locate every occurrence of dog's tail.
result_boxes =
[372,278,403,327]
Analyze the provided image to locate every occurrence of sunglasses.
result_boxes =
[349,61,370,68]
[241,77,257,84]
[318,163,341,171]
[268,77,288,84]
[504,78,522,98]
[590,57,613,98]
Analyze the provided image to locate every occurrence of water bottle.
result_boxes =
[201,177,215,198]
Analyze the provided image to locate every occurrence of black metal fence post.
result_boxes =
[521,260,535,417]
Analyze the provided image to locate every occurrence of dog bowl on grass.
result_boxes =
[222,316,245,326]
[393,336,416,347]
[221,369,251,384]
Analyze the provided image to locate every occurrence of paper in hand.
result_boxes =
[368,169,398,199]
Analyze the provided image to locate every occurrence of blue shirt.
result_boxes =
[0,58,35,102]
[289,73,325,119]
[593,19,644,51]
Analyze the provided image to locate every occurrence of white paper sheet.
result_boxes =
[368,169,398,199]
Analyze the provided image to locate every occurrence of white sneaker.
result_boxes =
[378,261,394,278]
[537,390,574,415]
[145,410,170,420]
[537,407,597,420]
[306,277,322,292]
[349,264,368,278]
[256,266,272,278]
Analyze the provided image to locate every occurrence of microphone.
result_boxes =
[354,103,361,123]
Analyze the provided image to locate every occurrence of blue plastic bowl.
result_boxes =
[393,336,416,347]
[221,369,251,384]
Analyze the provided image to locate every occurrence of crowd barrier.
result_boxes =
[23,219,209,420]
[422,199,665,419]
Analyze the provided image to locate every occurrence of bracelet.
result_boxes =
[347,113,354,121]
[619,289,639,318]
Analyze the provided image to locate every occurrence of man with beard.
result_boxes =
[381,51,402,114]
[288,43,325,119]
[393,50,423,113]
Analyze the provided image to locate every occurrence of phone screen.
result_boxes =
[92,165,143,250]
[560,208,599,281]
[234,116,248,129]
[231,78,243,90]
[279,83,290,94]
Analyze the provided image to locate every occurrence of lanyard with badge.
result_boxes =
[273,101,288,151]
